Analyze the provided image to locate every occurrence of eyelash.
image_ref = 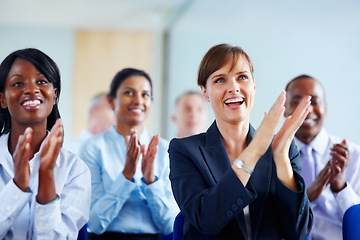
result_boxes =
[124,91,150,98]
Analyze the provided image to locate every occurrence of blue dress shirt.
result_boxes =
[0,132,91,239]
[80,126,178,235]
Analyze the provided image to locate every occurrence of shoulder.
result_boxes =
[169,133,206,153]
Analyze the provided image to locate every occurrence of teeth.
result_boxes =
[225,98,243,104]
[23,100,41,106]
[303,119,316,124]
[131,108,142,113]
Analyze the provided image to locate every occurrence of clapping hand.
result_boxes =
[13,127,33,192]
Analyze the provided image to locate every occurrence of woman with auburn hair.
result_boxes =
[169,44,313,239]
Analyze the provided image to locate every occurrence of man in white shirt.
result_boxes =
[171,91,208,138]
[284,74,360,240]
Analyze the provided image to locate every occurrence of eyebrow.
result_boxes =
[211,71,250,79]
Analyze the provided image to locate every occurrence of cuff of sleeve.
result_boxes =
[109,173,136,197]
[141,176,163,198]
[336,182,360,214]
[2,180,32,214]
[34,196,62,234]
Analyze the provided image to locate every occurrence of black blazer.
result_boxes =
[169,121,313,240]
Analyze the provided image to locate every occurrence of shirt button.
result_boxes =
[6,205,12,212]
[38,208,44,214]
[14,194,20,200]
[38,222,44,227]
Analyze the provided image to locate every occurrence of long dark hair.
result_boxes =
[0,48,61,136]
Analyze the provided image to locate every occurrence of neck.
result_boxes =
[116,122,143,137]
[295,133,316,145]
[216,120,249,163]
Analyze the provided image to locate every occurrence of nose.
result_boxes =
[132,92,142,105]
[24,80,40,95]
[307,103,314,113]
[228,79,240,93]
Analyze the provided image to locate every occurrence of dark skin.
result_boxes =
[284,78,349,201]
[0,58,61,204]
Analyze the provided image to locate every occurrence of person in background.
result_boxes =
[168,43,313,239]
[284,74,360,240]
[80,68,178,240]
[0,48,91,239]
[171,91,208,138]
[64,92,116,155]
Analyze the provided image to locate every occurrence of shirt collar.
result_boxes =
[109,125,150,146]
[0,131,60,173]
[295,128,329,156]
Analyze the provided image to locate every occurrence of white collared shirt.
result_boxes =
[0,132,91,239]
[295,128,360,240]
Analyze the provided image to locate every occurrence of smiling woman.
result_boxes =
[0,48,91,239]
[80,68,178,239]
[168,43,314,239]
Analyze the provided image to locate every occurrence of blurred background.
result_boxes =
[1,0,360,142]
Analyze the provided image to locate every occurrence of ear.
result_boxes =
[53,88,58,105]
[200,86,210,102]
[0,92,7,109]
[171,114,177,124]
[107,95,115,110]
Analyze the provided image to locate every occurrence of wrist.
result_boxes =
[234,159,253,175]
[143,174,156,185]
[330,181,347,193]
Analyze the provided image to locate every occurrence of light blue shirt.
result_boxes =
[0,132,91,240]
[295,128,360,240]
[80,126,178,235]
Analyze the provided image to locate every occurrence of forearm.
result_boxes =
[274,155,298,191]
[88,173,135,234]
[37,170,57,204]
[0,180,32,238]
[143,178,179,234]
[275,172,313,239]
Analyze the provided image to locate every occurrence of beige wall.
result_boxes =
[72,30,154,136]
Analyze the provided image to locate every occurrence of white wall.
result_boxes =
[1,0,360,144]
[166,0,360,144]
